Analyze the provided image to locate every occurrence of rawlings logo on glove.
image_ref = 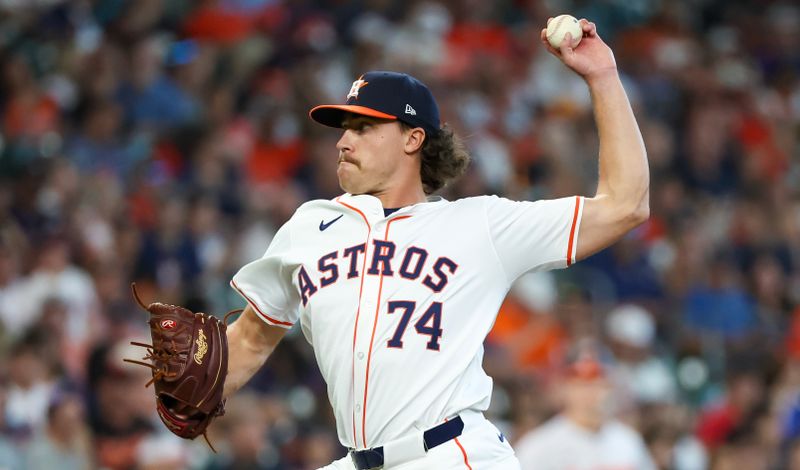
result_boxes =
[194,330,208,365]
[123,284,239,451]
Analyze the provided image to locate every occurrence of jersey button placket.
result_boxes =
[353,223,379,447]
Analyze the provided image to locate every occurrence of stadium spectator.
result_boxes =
[24,393,92,470]
[515,354,657,470]
[605,304,677,406]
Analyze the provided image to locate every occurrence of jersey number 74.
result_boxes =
[386,301,443,351]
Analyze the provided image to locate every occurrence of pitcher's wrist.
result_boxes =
[585,68,621,89]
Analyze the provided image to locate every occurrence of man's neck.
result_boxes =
[564,410,604,433]
[371,186,427,209]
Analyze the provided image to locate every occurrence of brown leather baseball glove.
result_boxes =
[124,284,239,450]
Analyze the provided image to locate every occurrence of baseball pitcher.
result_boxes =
[127,18,648,470]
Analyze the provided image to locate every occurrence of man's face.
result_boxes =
[336,114,408,196]
[564,376,612,421]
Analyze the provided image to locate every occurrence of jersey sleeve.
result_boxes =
[484,195,584,281]
[230,221,300,329]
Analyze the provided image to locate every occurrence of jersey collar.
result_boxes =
[336,193,446,218]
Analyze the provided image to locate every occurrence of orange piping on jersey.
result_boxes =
[444,417,473,470]
[566,196,581,267]
[335,197,373,447]
[230,280,294,327]
[454,436,472,469]
[361,215,412,448]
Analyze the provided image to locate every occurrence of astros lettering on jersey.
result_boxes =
[231,192,583,450]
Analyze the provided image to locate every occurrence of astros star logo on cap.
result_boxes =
[309,71,441,135]
[347,76,369,99]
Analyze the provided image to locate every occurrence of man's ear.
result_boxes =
[403,127,426,154]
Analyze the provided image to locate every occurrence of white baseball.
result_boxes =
[546,14,583,49]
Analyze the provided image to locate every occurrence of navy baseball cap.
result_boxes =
[309,71,441,135]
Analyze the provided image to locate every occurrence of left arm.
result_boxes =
[223,305,288,398]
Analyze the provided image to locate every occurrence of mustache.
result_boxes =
[338,154,358,166]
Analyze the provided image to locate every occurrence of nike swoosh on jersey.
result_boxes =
[319,214,344,231]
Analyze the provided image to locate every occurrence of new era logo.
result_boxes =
[405,104,416,115]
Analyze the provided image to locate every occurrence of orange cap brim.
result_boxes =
[309,104,397,128]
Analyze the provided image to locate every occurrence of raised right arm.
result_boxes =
[223,305,288,398]
[539,19,649,262]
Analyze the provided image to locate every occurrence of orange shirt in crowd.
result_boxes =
[488,296,567,371]
[246,138,305,185]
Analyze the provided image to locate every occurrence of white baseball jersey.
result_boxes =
[515,416,656,470]
[231,193,583,450]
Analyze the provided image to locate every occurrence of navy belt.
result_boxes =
[349,416,464,470]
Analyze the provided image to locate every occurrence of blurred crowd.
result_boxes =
[0,0,798,469]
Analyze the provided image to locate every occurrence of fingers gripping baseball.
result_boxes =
[540,17,617,81]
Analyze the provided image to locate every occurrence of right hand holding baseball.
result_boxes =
[540,18,617,83]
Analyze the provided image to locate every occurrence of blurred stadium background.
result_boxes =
[0,0,798,468]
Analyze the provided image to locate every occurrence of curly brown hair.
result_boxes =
[401,123,471,194]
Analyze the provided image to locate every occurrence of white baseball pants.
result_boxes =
[318,411,521,469]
